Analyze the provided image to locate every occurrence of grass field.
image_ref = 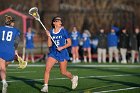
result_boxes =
[0,62,140,93]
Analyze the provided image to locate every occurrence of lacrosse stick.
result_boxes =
[29,7,58,47]
[16,53,27,69]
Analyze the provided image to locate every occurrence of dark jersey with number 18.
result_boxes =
[0,26,20,61]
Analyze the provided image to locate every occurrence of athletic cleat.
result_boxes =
[71,75,78,89]
[76,59,81,63]
[2,82,8,93]
[41,85,48,93]
[121,60,127,64]
[72,60,76,63]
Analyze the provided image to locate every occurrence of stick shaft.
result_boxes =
[38,19,58,47]
[22,38,26,59]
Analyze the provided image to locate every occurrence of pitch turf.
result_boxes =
[1,62,140,93]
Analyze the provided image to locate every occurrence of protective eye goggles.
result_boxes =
[53,20,61,22]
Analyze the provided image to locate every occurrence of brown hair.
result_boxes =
[51,16,63,28]
[5,15,15,25]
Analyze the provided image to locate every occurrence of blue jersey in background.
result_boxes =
[70,31,81,47]
[107,26,120,47]
[82,33,91,48]
[25,32,35,49]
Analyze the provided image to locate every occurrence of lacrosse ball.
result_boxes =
[33,13,36,16]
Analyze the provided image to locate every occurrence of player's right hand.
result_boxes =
[45,31,51,37]
[57,47,63,51]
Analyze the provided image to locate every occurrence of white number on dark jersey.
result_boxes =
[2,31,13,41]
[55,40,60,46]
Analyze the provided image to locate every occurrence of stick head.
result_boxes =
[17,56,27,69]
[29,7,40,20]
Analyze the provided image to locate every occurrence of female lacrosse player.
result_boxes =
[82,30,92,63]
[41,16,78,92]
[0,15,20,93]
[70,26,81,63]
[25,27,35,63]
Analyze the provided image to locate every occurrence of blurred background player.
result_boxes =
[41,16,78,92]
[70,26,81,63]
[0,15,20,93]
[82,30,92,63]
[107,26,119,63]
[97,28,107,63]
[130,27,140,63]
[119,28,129,64]
[25,27,35,63]
[91,36,98,61]
[137,28,140,62]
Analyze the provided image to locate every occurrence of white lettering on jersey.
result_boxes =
[52,35,62,46]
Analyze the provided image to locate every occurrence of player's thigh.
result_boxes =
[87,47,91,53]
[83,48,88,55]
[71,47,76,53]
[0,58,6,69]
[45,57,57,71]
[59,60,67,72]
[75,46,79,50]
[83,48,87,51]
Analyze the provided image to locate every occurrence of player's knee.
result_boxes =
[0,65,6,71]
[0,67,6,72]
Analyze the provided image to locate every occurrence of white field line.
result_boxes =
[68,65,140,68]
[7,69,77,73]
[7,68,17,70]
[9,64,140,68]
[7,71,36,73]
[7,73,140,83]
[94,87,140,93]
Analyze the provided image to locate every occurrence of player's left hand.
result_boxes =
[15,50,18,55]
[57,47,63,51]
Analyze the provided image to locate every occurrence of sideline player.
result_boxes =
[25,27,35,63]
[41,16,78,92]
[0,15,20,93]
[82,30,92,63]
[70,26,81,63]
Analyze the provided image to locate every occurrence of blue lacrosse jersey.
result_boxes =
[82,33,91,48]
[25,32,34,49]
[70,31,81,47]
[0,26,20,61]
[48,28,70,62]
